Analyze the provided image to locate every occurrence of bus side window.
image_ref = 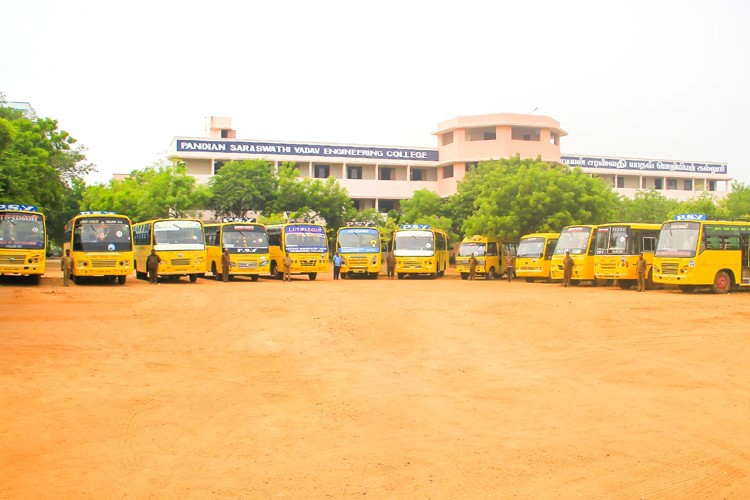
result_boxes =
[487,242,498,256]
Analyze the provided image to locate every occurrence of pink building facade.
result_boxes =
[169,114,731,212]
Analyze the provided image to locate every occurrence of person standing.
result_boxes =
[505,253,516,282]
[61,249,73,286]
[282,252,292,282]
[562,251,574,287]
[469,254,478,280]
[221,248,231,282]
[332,252,344,280]
[636,252,648,292]
[385,251,396,280]
[146,249,161,285]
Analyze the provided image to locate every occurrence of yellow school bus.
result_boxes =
[266,223,329,280]
[0,204,46,284]
[515,232,559,282]
[653,217,750,293]
[133,219,206,283]
[593,223,661,289]
[204,222,270,281]
[455,235,506,280]
[335,224,382,279]
[392,224,449,279]
[550,224,599,285]
[63,212,134,284]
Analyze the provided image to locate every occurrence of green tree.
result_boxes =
[615,189,678,223]
[672,191,727,220]
[456,156,619,241]
[209,159,278,218]
[721,181,750,220]
[400,189,447,222]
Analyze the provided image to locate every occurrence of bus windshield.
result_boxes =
[0,213,44,249]
[154,220,205,250]
[74,217,132,252]
[595,226,630,255]
[393,230,435,256]
[554,227,592,255]
[517,237,545,258]
[223,225,268,253]
[655,222,700,258]
[458,242,486,257]
[338,228,380,253]
[284,225,327,253]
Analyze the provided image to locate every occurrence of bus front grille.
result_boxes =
[238,261,257,269]
[171,258,190,266]
[299,259,317,267]
[0,254,26,264]
[91,260,117,268]
[402,259,422,269]
[346,256,368,265]
[661,262,679,274]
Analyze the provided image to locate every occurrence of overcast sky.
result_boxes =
[3,0,749,186]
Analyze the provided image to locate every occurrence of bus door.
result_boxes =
[742,231,750,285]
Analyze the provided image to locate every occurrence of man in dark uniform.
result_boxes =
[385,251,396,279]
[282,252,292,282]
[562,251,574,287]
[221,248,231,282]
[505,253,516,282]
[147,249,161,285]
[636,252,648,292]
[469,254,478,280]
[61,249,73,286]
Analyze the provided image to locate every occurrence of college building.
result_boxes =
[168,113,731,212]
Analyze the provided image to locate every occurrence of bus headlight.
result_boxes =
[230,262,237,268]
[77,261,88,268]
[371,256,377,265]
[195,257,204,264]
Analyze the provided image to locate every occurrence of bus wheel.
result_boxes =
[712,271,731,294]
[397,273,404,280]
[525,278,536,283]
[618,280,635,290]
[308,273,317,281]
[251,275,259,282]
[460,272,469,280]
[212,262,221,281]
[29,275,41,285]
[486,268,496,280]
[680,285,696,293]
[189,274,198,283]
[73,276,81,285]
[118,275,126,285]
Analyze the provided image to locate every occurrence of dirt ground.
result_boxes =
[1,263,749,499]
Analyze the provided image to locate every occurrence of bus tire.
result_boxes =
[29,274,41,285]
[308,273,317,281]
[118,275,126,285]
[525,278,536,283]
[618,280,635,290]
[251,275,259,282]
[397,273,404,280]
[646,269,658,290]
[73,276,81,285]
[712,271,731,294]
[460,272,469,280]
[189,274,198,283]
[486,268,496,280]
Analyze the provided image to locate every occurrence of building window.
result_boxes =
[667,178,677,190]
[378,199,398,213]
[616,175,625,188]
[410,168,423,181]
[314,164,330,178]
[684,179,693,190]
[213,160,225,174]
[441,131,453,146]
[511,126,541,141]
[347,166,362,179]
[379,167,394,180]
[443,165,454,178]
[550,131,559,146]
[466,162,478,173]
[467,126,496,141]
[709,180,717,191]
[654,178,664,190]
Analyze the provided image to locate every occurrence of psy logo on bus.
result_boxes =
[674,214,707,221]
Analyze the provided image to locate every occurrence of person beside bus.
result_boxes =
[147,249,161,285]
[221,248,231,282]
[469,254,478,280]
[282,252,292,282]
[562,251,574,287]
[385,251,396,279]
[505,253,516,282]
[636,252,647,292]
[61,249,73,286]
[332,252,345,280]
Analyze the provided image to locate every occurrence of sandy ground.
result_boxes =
[1,263,749,499]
